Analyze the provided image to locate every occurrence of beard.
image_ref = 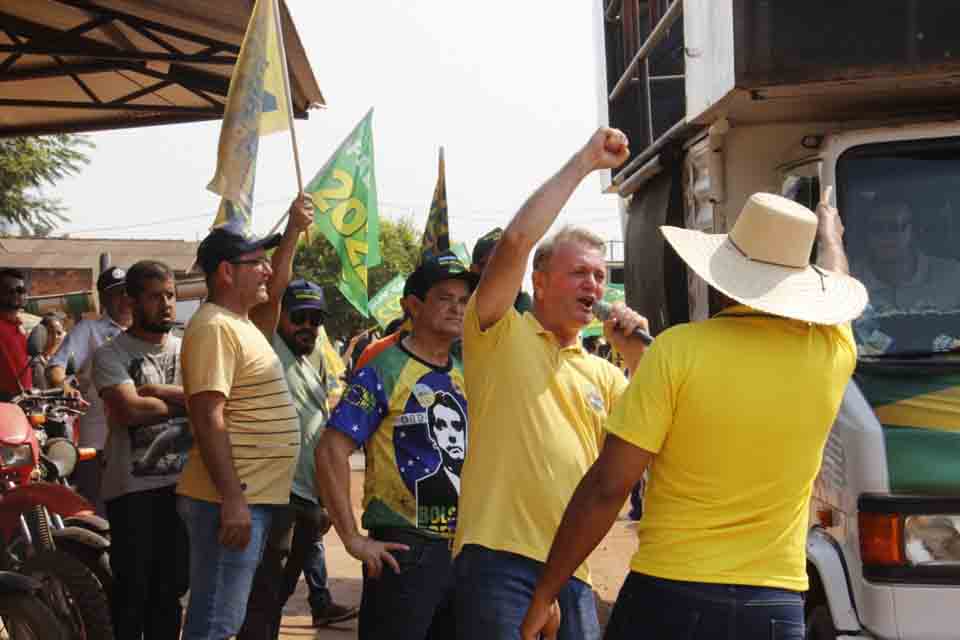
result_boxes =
[283,329,317,357]
[141,318,174,334]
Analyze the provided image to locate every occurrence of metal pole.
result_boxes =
[609,0,682,103]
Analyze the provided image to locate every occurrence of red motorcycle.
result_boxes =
[0,365,113,639]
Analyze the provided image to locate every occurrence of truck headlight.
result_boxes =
[905,515,960,565]
[0,444,33,468]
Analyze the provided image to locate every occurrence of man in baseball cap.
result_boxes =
[239,276,359,635]
[177,194,313,639]
[48,264,133,513]
[316,250,477,638]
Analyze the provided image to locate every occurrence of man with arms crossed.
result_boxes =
[176,195,310,640]
[521,191,867,638]
[94,260,191,640]
[452,127,648,640]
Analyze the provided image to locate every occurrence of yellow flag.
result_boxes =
[208,0,292,210]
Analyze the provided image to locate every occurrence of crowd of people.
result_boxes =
[0,126,870,640]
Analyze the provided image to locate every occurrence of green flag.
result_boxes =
[307,109,381,316]
[368,274,407,330]
[450,241,471,268]
[420,146,449,263]
[581,283,625,338]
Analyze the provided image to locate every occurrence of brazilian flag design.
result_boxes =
[856,366,960,494]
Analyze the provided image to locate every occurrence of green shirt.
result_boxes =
[273,334,329,503]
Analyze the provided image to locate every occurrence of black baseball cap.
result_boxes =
[97,266,126,292]
[404,251,479,300]
[282,279,327,313]
[195,227,282,275]
[472,227,503,267]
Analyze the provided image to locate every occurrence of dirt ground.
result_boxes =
[278,470,637,639]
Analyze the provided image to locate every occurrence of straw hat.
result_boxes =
[660,193,868,325]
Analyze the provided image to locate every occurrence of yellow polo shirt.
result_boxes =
[607,306,856,591]
[453,295,627,583]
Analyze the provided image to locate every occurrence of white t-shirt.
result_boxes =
[49,315,125,448]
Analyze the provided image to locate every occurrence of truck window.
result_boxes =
[837,137,960,356]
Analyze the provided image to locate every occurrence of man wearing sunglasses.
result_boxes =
[238,279,357,639]
[176,195,312,640]
[0,268,31,399]
[859,200,960,315]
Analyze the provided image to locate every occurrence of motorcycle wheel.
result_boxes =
[19,550,113,640]
[54,538,112,593]
[0,593,70,640]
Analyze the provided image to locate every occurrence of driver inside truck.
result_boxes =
[855,200,960,314]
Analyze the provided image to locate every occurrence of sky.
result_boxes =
[53,0,624,262]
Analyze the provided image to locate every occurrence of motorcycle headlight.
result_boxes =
[905,515,960,565]
[0,444,33,468]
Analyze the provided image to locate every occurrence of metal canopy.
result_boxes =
[0,0,325,137]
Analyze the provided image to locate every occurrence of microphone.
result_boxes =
[592,300,654,346]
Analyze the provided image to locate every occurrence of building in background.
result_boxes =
[0,237,200,321]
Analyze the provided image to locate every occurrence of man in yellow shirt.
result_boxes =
[176,195,312,640]
[452,127,649,640]
[521,192,868,639]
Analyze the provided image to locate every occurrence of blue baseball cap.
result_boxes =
[282,279,327,313]
[196,227,281,275]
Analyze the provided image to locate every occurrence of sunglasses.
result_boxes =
[1,286,26,295]
[290,309,324,326]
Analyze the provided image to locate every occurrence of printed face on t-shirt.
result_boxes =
[429,401,466,468]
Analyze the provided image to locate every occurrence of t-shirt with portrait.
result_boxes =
[327,341,467,538]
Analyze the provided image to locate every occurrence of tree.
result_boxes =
[0,134,93,236]
[294,216,421,340]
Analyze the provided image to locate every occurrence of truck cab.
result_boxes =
[597,2,960,638]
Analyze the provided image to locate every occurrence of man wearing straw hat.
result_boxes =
[521,190,867,639]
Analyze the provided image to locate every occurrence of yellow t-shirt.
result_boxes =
[177,303,300,505]
[453,295,627,583]
[606,305,857,591]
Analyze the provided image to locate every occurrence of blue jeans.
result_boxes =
[305,538,331,611]
[177,496,276,640]
[604,573,804,640]
[359,528,456,640]
[454,545,600,640]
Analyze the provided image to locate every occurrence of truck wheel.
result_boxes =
[805,604,838,640]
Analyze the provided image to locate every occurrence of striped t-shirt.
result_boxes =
[177,303,300,505]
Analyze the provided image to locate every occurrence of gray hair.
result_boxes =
[532,225,606,271]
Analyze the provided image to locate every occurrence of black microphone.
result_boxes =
[591,300,654,346]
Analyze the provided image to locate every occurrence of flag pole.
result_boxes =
[272,0,308,243]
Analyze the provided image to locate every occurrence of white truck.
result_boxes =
[596,2,960,638]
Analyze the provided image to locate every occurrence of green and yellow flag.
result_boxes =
[208,0,292,231]
[420,147,449,263]
[307,109,381,316]
[368,274,407,330]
